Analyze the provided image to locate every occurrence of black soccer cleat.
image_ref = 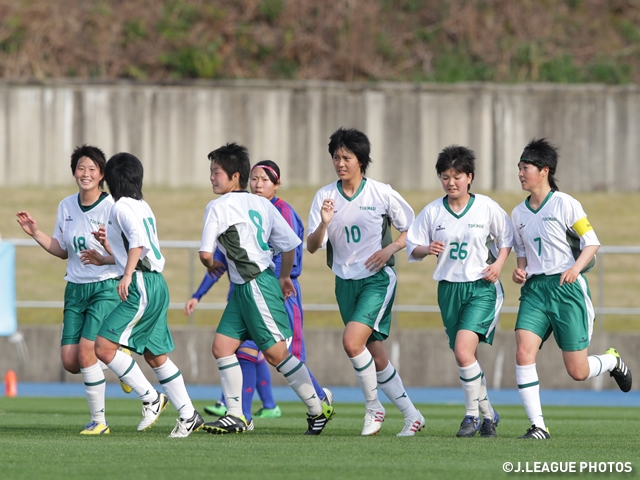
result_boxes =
[304,403,334,435]
[479,410,500,438]
[606,348,632,393]
[520,425,550,440]
[456,415,479,438]
[203,414,248,434]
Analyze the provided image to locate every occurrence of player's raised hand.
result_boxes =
[320,198,335,225]
[428,241,446,256]
[90,226,113,255]
[207,259,226,279]
[16,211,39,236]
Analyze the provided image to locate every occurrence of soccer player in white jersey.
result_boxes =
[307,127,424,437]
[82,153,203,438]
[512,138,632,440]
[406,145,513,438]
[16,145,120,435]
[199,143,334,435]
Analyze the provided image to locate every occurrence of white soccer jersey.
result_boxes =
[308,178,414,280]
[53,193,118,284]
[107,197,165,276]
[511,191,600,277]
[406,194,514,282]
[199,191,302,285]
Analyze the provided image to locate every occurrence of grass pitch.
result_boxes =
[0,398,638,480]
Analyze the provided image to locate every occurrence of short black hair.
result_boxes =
[207,143,250,189]
[104,152,144,200]
[436,145,475,191]
[520,138,559,191]
[328,127,372,175]
[70,145,107,189]
[252,159,280,185]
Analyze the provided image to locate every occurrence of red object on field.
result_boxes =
[5,370,17,397]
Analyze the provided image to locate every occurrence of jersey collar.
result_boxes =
[525,190,554,214]
[77,191,109,213]
[443,194,475,219]
[337,178,367,202]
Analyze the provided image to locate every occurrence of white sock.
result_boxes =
[349,349,383,412]
[477,371,495,420]
[153,358,194,420]
[81,362,106,424]
[459,361,482,418]
[277,354,322,416]
[217,355,243,417]
[586,354,617,379]
[516,364,545,430]
[107,350,156,403]
[97,360,109,371]
[377,361,418,418]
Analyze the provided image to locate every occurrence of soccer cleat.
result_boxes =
[456,415,480,437]
[168,410,204,438]
[204,401,228,417]
[606,348,632,393]
[254,405,282,418]
[321,387,334,406]
[361,408,386,436]
[247,419,255,431]
[203,414,248,434]
[520,425,550,439]
[138,391,169,431]
[304,402,335,435]
[118,347,133,394]
[80,421,110,435]
[396,411,425,437]
[479,409,500,438]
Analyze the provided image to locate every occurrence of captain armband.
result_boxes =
[572,217,593,237]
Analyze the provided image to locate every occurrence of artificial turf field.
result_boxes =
[0,398,637,480]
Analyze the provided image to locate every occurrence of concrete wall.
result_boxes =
[2,80,640,192]
[2,326,638,391]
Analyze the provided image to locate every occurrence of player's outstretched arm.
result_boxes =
[16,211,68,259]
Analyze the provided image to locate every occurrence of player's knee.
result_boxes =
[515,348,537,366]
[61,357,80,374]
[342,337,364,358]
[566,366,588,381]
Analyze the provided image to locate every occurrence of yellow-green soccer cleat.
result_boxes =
[304,402,335,435]
[202,414,248,434]
[606,348,632,392]
[80,421,110,435]
[118,347,133,394]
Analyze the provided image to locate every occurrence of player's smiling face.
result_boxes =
[250,167,279,200]
[439,168,471,200]
[332,147,362,184]
[518,162,546,192]
[210,162,239,194]
[74,157,103,192]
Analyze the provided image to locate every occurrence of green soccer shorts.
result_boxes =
[335,267,397,343]
[437,279,504,350]
[98,271,174,356]
[515,273,594,352]
[61,278,120,346]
